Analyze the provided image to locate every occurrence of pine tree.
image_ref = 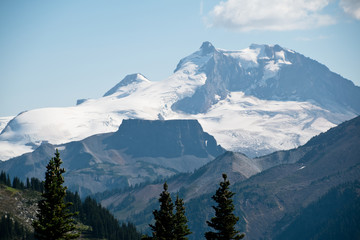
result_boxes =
[32,149,79,240]
[6,173,11,187]
[145,182,175,240]
[26,178,31,189]
[0,171,6,184]
[12,176,24,189]
[174,195,191,240]
[205,173,245,240]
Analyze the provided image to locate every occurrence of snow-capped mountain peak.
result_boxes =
[200,41,216,55]
[103,73,151,97]
[174,42,217,73]
[249,44,287,58]
[0,42,359,161]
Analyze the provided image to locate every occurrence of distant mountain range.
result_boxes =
[96,115,360,239]
[0,119,225,196]
[0,41,359,238]
[1,42,359,160]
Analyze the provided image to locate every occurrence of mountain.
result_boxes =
[0,181,142,240]
[102,73,151,97]
[96,151,260,229]
[173,42,360,114]
[96,115,360,239]
[0,119,225,196]
[196,114,360,239]
[0,42,359,160]
[273,181,360,240]
[0,116,13,133]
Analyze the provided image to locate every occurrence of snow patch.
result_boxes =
[57,146,66,151]
[221,47,259,69]
[298,166,306,170]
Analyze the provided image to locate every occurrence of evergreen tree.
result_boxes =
[30,177,44,192]
[145,182,175,240]
[32,149,79,240]
[0,214,34,240]
[26,178,31,189]
[12,176,25,189]
[6,173,11,187]
[0,171,7,185]
[173,195,191,240]
[205,173,245,240]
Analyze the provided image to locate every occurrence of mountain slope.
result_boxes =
[103,73,152,97]
[97,115,360,239]
[1,42,359,160]
[0,119,225,196]
[97,151,260,229]
[211,115,360,239]
[0,183,143,240]
[273,181,360,240]
[173,42,360,114]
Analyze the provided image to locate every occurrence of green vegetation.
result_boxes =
[205,173,244,240]
[174,195,192,240]
[143,182,191,240]
[143,174,245,240]
[0,170,44,194]
[0,214,34,240]
[32,149,79,240]
[66,192,141,240]
[274,181,360,240]
[0,151,142,240]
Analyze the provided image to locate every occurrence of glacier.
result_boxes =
[0,42,359,160]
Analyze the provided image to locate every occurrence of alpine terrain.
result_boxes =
[1,42,359,160]
[0,119,225,196]
[96,115,360,239]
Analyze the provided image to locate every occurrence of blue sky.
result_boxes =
[1,0,360,117]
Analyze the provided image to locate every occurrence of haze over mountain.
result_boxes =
[0,119,225,196]
[0,42,359,160]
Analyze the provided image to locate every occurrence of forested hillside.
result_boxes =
[0,171,142,240]
[273,181,360,240]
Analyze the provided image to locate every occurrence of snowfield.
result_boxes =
[0,43,357,160]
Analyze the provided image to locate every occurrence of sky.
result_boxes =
[1,0,360,117]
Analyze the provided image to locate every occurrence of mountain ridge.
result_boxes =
[0,42,359,160]
[0,119,225,196]
[103,73,151,97]
[97,114,360,239]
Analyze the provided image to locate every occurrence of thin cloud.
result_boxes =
[340,0,360,20]
[206,0,336,31]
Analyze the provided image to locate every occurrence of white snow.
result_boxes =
[0,43,351,160]
[192,92,336,155]
[221,47,259,69]
[0,141,33,161]
[260,50,292,84]
[0,116,13,133]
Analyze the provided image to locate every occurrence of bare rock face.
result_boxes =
[105,119,224,158]
[0,119,225,197]
[1,42,359,161]
[172,42,360,114]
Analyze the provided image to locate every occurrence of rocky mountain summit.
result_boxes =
[0,42,359,159]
